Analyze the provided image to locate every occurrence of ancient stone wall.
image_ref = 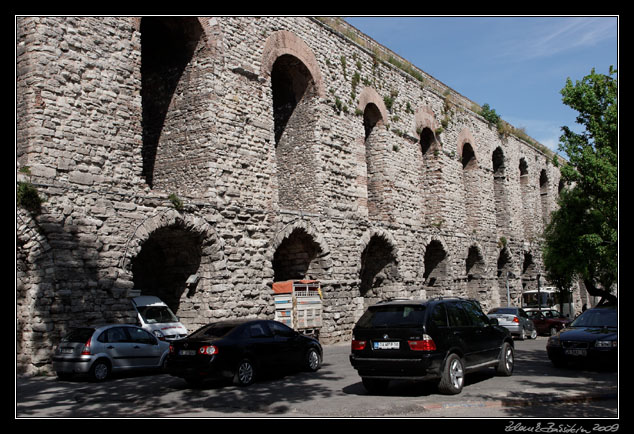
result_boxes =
[16,16,576,374]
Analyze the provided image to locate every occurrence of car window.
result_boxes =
[62,328,95,343]
[356,305,426,328]
[446,302,471,327]
[99,327,129,343]
[430,304,448,327]
[128,327,157,345]
[571,308,617,328]
[269,321,296,337]
[248,322,273,338]
[460,301,488,327]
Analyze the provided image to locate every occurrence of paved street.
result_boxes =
[16,336,617,419]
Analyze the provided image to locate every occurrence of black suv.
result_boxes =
[349,297,514,395]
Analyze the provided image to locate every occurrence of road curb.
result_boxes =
[422,390,618,411]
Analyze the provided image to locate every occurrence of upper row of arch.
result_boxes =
[134,18,551,179]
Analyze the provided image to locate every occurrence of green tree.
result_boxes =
[543,66,617,305]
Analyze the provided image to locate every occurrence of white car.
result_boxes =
[487,307,537,340]
[132,296,188,341]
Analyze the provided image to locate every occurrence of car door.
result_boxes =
[460,301,501,363]
[98,326,137,369]
[126,326,163,368]
[245,321,277,369]
[445,301,479,365]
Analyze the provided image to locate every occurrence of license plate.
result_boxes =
[61,348,74,354]
[373,341,399,350]
[179,350,196,356]
[565,349,587,357]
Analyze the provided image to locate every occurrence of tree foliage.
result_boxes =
[543,66,617,304]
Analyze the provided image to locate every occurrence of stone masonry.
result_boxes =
[16,16,584,374]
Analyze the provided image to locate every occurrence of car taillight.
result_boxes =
[81,337,92,355]
[351,340,366,351]
[512,317,520,323]
[198,345,218,356]
[169,344,175,354]
[408,335,436,351]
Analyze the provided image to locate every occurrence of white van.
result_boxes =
[131,296,188,341]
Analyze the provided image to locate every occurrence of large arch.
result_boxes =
[271,220,332,282]
[123,210,226,315]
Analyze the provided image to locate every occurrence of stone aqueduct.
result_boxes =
[16,17,581,373]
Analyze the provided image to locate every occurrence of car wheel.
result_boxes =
[496,342,514,376]
[305,348,321,372]
[90,359,111,382]
[438,353,465,395]
[530,328,538,339]
[233,359,255,386]
[362,377,389,394]
[518,327,526,340]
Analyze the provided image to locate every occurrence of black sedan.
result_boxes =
[166,319,322,386]
[546,305,617,369]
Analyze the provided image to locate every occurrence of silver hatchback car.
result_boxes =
[52,324,170,381]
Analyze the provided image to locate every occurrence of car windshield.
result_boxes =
[138,305,179,324]
[571,308,617,328]
[61,328,95,343]
[356,305,426,328]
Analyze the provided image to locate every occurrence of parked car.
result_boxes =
[547,305,617,369]
[52,324,170,381]
[132,295,188,341]
[166,319,322,386]
[349,297,514,395]
[487,307,537,340]
[526,309,572,336]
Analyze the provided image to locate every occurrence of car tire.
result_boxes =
[305,348,321,372]
[496,342,514,376]
[90,359,111,382]
[530,328,538,339]
[362,377,389,394]
[438,353,465,395]
[233,359,255,386]
[518,327,526,340]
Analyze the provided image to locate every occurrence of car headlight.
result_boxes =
[547,335,560,347]
[595,340,617,348]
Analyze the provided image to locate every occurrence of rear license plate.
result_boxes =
[61,348,74,354]
[179,350,196,356]
[565,349,587,357]
[373,341,399,350]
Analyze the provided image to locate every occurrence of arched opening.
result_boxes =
[461,142,478,230]
[492,147,509,233]
[363,102,388,220]
[140,17,204,189]
[420,127,438,156]
[423,240,448,294]
[359,234,399,306]
[465,245,486,299]
[519,158,531,238]
[497,247,514,305]
[271,54,319,211]
[540,169,549,225]
[521,252,536,293]
[131,225,203,315]
[273,228,327,282]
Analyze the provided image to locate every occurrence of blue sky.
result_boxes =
[343,16,618,154]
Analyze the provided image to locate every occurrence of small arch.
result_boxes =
[457,128,477,169]
[423,239,449,288]
[414,106,440,156]
[358,87,389,126]
[359,233,400,300]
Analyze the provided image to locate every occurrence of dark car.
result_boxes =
[546,305,617,369]
[52,324,170,381]
[487,307,537,340]
[526,309,572,336]
[349,297,514,395]
[166,319,322,386]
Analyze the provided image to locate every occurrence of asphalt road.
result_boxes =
[15,336,618,419]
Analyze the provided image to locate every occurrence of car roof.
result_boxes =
[370,297,476,308]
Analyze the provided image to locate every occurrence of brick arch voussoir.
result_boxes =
[261,30,325,98]
[358,87,389,125]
